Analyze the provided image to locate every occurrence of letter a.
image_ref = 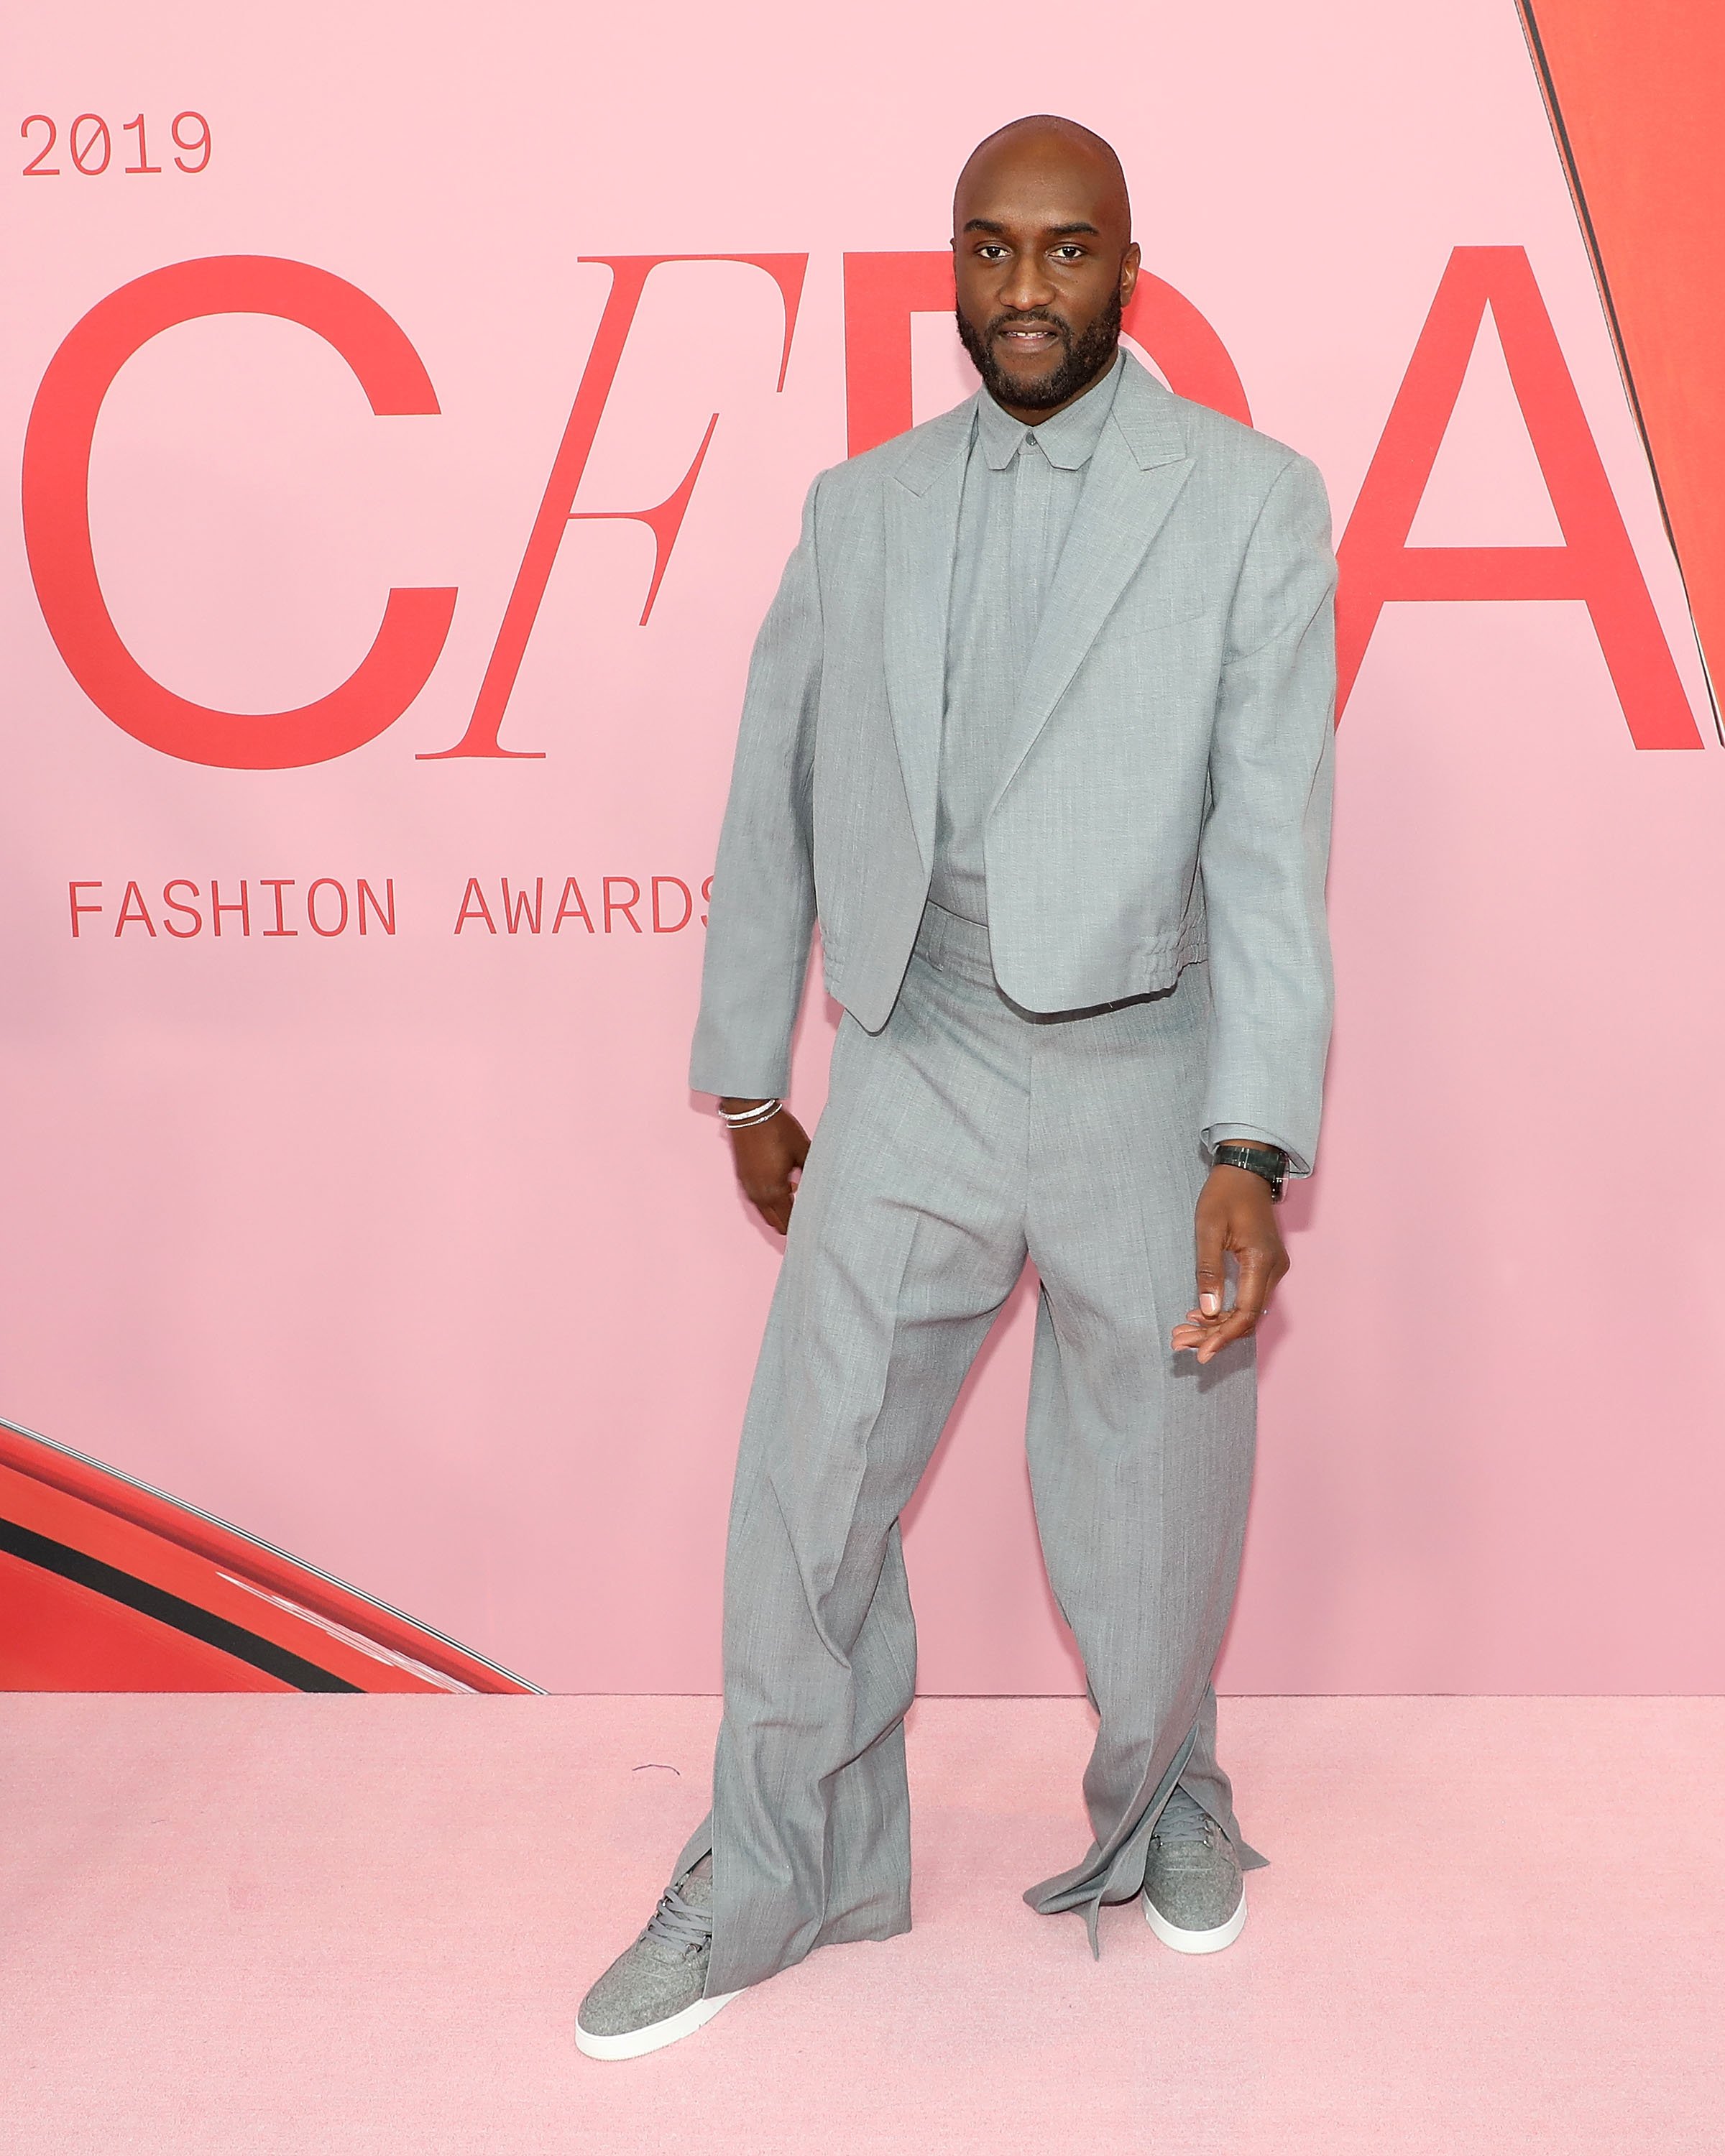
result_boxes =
[115,880,157,936]
[454,878,497,934]
[552,877,594,933]
[1336,246,1700,747]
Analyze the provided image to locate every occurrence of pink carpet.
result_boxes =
[1,1695,1718,2152]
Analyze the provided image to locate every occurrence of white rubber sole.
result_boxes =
[575,1987,736,2062]
[1142,1885,1248,1955]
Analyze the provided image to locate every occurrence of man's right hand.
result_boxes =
[720,1101,811,1235]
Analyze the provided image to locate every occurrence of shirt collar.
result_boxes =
[974,350,1124,471]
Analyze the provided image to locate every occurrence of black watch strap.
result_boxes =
[1211,1141,1287,1199]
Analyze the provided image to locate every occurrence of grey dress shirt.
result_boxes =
[926,357,1288,1159]
[929,356,1125,925]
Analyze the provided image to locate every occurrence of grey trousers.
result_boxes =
[679,902,1264,1995]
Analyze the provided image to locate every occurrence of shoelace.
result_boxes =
[640,1884,712,1955]
[1151,1789,1218,1848]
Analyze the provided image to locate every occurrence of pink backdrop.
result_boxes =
[5,0,1721,1693]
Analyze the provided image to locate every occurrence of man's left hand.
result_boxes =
[1172,1166,1289,1364]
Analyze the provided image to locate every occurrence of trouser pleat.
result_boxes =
[683,920,1261,1992]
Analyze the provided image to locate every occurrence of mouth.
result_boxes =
[992,320,1065,361]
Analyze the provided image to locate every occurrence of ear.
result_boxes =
[1119,241,1142,305]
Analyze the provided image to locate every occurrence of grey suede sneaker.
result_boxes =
[1141,1787,1247,1954]
[575,1856,736,2060]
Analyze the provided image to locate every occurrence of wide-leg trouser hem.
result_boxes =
[672,1808,914,2001]
[1023,1711,1269,1958]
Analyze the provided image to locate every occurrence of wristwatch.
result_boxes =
[1211,1141,1287,1201]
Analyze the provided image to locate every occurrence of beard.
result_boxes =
[956,287,1124,411]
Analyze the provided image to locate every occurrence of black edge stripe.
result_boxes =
[1517,0,1724,744]
[0,1414,541,1693]
[0,1516,362,1692]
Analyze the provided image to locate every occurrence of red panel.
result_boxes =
[0,1423,537,1692]
[0,1462,423,1690]
[1522,0,1725,715]
[0,1552,288,1692]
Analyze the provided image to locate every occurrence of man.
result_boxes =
[576,114,1336,2061]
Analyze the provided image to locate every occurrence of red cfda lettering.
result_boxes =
[22,255,456,769]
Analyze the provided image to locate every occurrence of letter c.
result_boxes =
[22,255,457,770]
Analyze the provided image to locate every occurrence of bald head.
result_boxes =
[954,114,1131,236]
[951,115,1139,420]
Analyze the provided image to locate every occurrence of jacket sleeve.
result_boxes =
[1197,453,1338,1177]
[688,473,824,1099]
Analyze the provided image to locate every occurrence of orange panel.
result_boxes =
[1521,0,1725,726]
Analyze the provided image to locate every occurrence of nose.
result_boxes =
[997,249,1057,314]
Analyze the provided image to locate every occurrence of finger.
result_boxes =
[1195,1309,1253,1362]
[741,1172,789,1232]
[1193,1244,1274,1359]
[1193,1204,1227,1320]
[1199,1259,1286,1355]
[1232,1242,1274,1327]
[1174,1307,1232,1353]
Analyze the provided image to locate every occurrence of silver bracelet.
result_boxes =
[719,1097,784,1129]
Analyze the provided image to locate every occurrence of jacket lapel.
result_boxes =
[989,360,1195,815]
[883,403,973,876]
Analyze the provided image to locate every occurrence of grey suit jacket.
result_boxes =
[689,352,1338,1174]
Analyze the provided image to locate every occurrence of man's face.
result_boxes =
[952,132,1139,419]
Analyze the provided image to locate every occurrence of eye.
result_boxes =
[1052,244,1086,262]
[977,244,1009,261]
